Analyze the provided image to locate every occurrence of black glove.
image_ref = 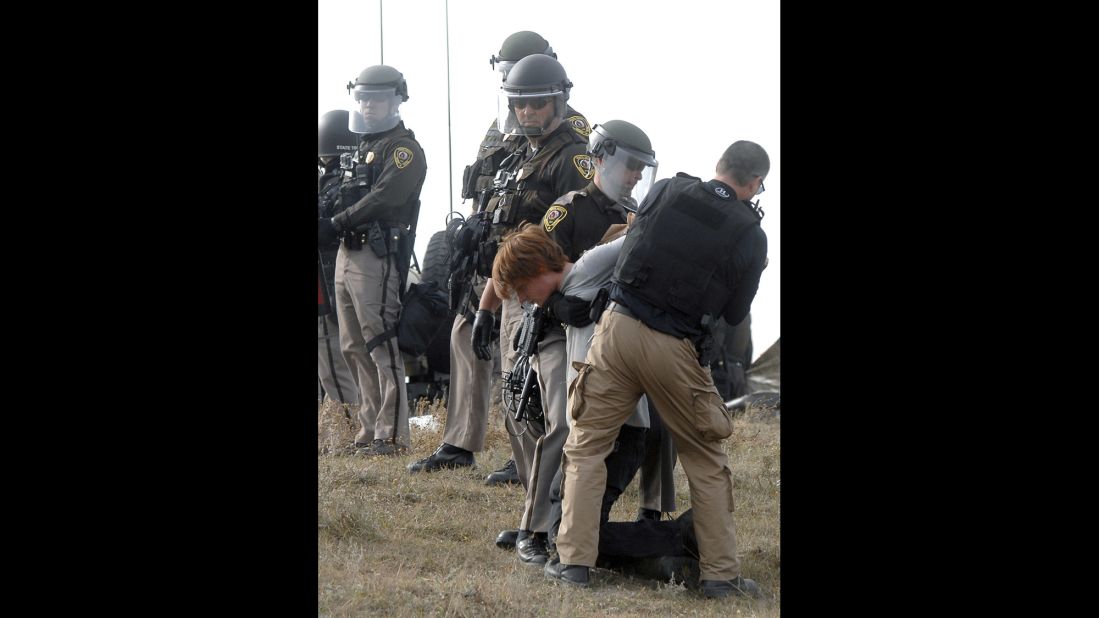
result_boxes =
[471,309,495,361]
[544,291,593,327]
[318,217,339,246]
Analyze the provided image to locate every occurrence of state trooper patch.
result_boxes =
[544,205,568,232]
[567,115,591,137]
[714,186,730,198]
[393,147,414,170]
[573,154,595,179]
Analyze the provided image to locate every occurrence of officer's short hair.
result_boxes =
[717,140,770,186]
[493,222,566,299]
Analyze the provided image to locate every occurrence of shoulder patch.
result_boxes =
[544,204,569,233]
[567,115,591,137]
[393,146,414,170]
[572,154,595,179]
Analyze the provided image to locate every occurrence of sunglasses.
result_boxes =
[510,97,551,111]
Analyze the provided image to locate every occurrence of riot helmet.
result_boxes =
[588,120,658,208]
[497,54,571,137]
[346,65,408,134]
[489,31,556,81]
[318,109,360,161]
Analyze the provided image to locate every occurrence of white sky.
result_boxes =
[319,0,780,357]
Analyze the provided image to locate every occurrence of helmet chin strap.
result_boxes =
[541,114,562,134]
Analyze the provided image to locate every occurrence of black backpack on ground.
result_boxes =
[397,280,452,358]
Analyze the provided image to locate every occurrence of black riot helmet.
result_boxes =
[345,64,408,134]
[497,54,572,136]
[490,31,556,80]
[318,109,360,160]
[588,120,659,208]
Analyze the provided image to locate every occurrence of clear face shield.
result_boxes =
[496,90,566,136]
[348,85,402,134]
[595,143,658,206]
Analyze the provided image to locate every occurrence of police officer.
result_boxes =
[549,122,680,523]
[463,31,591,202]
[407,31,591,484]
[541,120,655,261]
[544,119,681,527]
[318,65,427,457]
[547,141,769,599]
[318,109,361,410]
[468,54,592,564]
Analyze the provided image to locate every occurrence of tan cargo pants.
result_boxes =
[557,309,741,581]
[334,244,409,446]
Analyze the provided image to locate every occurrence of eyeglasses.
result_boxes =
[511,97,551,111]
[757,179,766,196]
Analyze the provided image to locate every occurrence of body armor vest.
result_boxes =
[485,126,584,240]
[336,127,418,226]
[462,107,588,201]
[614,174,761,328]
[462,124,513,200]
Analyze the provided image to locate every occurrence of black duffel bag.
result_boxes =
[397,280,452,357]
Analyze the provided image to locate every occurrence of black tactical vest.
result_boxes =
[462,107,589,201]
[485,126,585,239]
[614,174,761,329]
[336,126,418,225]
[462,123,514,200]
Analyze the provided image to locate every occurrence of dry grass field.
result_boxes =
[318,397,780,617]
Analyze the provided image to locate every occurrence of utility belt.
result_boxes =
[609,299,714,367]
[342,220,410,258]
[606,300,637,320]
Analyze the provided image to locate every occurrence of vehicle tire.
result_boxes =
[419,229,452,290]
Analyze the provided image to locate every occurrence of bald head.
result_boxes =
[716,140,770,186]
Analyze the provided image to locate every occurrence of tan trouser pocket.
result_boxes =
[693,386,733,441]
[568,361,591,423]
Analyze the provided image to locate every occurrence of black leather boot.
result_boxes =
[407,443,473,473]
[544,558,590,587]
[516,530,549,565]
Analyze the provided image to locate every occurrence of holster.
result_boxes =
[343,230,363,251]
[589,287,610,324]
[692,314,718,367]
[367,221,389,258]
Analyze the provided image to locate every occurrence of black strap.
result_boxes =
[320,313,346,403]
[365,327,397,354]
